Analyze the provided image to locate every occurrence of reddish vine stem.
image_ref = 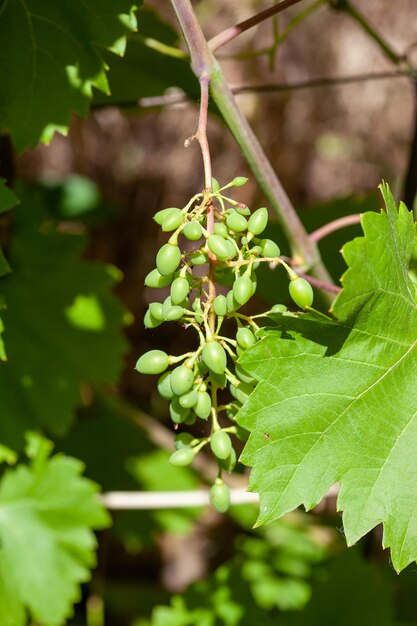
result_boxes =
[208,0,306,52]
[310,214,362,242]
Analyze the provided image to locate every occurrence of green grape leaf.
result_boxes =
[238,183,417,571]
[0,434,109,626]
[0,0,138,150]
[93,7,198,108]
[0,186,129,447]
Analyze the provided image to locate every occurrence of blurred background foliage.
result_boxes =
[1,0,417,624]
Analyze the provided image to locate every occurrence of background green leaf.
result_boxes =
[0,0,138,150]
[0,186,128,447]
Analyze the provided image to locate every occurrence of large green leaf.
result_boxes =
[0,186,128,447]
[94,7,198,108]
[0,0,137,150]
[238,184,417,571]
[0,434,109,626]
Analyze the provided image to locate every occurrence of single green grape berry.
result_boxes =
[194,308,204,324]
[289,277,314,309]
[202,342,227,374]
[156,243,181,276]
[170,365,195,396]
[149,302,164,321]
[144,309,163,329]
[184,413,196,425]
[226,290,240,312]
[236,204,251,216]
[154,207,179,225]
[157,372,174,400]
[261,238,281,258]
[218,447,237,473]
[145,268,174,288]
[225,240,238,259]
[171,277,190,305]
[233,275,253,305]
[169,398,190,423]
[226,211,248,233]
[235,363,256,384]
[210,480,230,513]
[136,350,169,375]
[236,327,256,350]
[214,222,229,238]
[179,390,198,408]
[162,209,184,232]
[213,294,228,317]
[175,432,194,450]
[212,177,221,192]
[183,221,203,241]
[165,306,184,321]
[232,176,248,187]
[271,303,287,313]
[248,207,268,236]
[190,251,208,266]
[195,391,212,420]
[208,235,232,261]
[169,447,194,466]
[210,431,232,460]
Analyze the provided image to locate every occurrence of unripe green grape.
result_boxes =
[175,432,194,449]
[190,251,208,266]
[226,211,248,233]
[213,295,227,316]
[136,350,169,375]
[233,275,253,305]
[202,341,227,374]
[232,176,248,187]
[149,302,163,321]
[236,327,256,350]
[183,221,203,240]
[208,235,232,261]
[144,309,163,329]
[169,447,194,466]
[210,481,230,513]
[214,222,228,238]
[226,290,240,312]
[218,447,237,473]
[236,205,251,216]
[261,238,281,258]
[271,303,287,313]
[210,431,232,460]
[212,177,221,192]
[248,207,268,236]
[230,381,254,404]
[154,207,179,225]
[179,390,198,408]
[195,391,212,419]
[145,268,174,288]
[156,243,181,276]
[170,365,195,396]
[235,363,256,384]
[289,277,314,309]
[157,372,174,400]
[225,240,238,259]
[169,398,190,423]
[171,277,190,305]
[162,209,184,232]
[184,413,196,425]
[251,245,262,256]
[194,308,204,324]
[164,306,184,321]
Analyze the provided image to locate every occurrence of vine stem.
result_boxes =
[171,0,334,296]
[309,214,362,242]
[208,0,306,52]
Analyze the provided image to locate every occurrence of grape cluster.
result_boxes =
[136,177,313,512]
